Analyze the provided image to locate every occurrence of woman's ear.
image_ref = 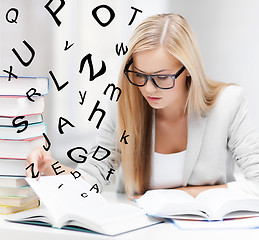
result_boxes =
[186,70,191,77]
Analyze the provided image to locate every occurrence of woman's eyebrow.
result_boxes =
[133,66,169,74]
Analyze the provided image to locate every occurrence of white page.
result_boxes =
[26,175,107,226]
[196,188,259,219]
[136,189,207,216]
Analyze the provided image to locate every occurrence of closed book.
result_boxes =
[0,96,45,117]
[0,185,34,197]
[0,176,28,187]
[0,115,43,126]
[0,76,49,96]
[0,194,39,206]
[0,122,46,140]
[0,199,39,214]
[0,159,26,176]
[0,136,45,159]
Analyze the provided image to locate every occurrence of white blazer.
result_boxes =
[76,85,259,196]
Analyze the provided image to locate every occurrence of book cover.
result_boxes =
[0,185,34,197]
[0,76,49,96]
[0,136,45,159]
[0,159,27,176]
[0,115,43,127]
[0,122,46,140]
[0,96,45,117]
[0,199,39,215]
[0,194,39,206]
[0,176,28,187]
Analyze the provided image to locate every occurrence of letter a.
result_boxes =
[90,184,99,193]
[58,117,75,134]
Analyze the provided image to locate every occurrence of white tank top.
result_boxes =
[149,150,186,189]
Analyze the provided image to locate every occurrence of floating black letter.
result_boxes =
[58,117,75,134]
[128,6,142,25]
[90,183,99,193]
[51,161,65,175]
[6,8,19,24]
[44,0,65,26]
[106,168,115,182]
[3,66,18,81]
[120,130,129,144]
[67,147,88,164]
[25,163,40,178]
[49,71,69,91]
[103,83,122,102]
[88,100,106,129]
[12,116,28,133]
[115,43,128,56]
[79,53,106,81]
[92,5,115,27]
[26,88,41,102]
[92,146,111,161]
[43,133,51,151]
[12,40,35,67]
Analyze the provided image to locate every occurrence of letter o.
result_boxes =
[92,5,115,27]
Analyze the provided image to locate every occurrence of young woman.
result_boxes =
[26,13,259,197]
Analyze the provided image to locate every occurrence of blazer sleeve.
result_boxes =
[226,87,259,196]
[75,102,121,192]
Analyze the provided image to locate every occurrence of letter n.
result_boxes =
[88,100,106,129]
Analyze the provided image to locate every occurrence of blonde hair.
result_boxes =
[118,13,232,195]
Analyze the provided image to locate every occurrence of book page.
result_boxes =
[136,189,209,218]
[63,203,157,233]
[196,188,259,220]
[26,175,107,227]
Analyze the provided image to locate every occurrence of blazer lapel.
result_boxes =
[183,112,208,186]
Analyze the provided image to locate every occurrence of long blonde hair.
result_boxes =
[118,13,232,195]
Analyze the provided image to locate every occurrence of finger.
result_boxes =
[38,151,53,174]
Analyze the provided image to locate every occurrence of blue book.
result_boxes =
[0,122,46,140]
[0,76,49,96]
[0,115,43,127]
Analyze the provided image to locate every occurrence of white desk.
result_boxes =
[1,191,259,240]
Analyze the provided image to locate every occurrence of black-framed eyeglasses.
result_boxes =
[124,58,186,90]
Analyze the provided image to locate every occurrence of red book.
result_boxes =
[0,96,45,117]
[0,136,45,159]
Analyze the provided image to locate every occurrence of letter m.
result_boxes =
[103,83,122,102]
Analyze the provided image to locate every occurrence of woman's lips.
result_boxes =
[147,96,161,102]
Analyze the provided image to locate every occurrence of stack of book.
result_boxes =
[0,76,49,214]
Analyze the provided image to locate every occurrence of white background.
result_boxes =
[1,0,259,172]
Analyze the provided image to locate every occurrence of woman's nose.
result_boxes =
[144,77,157,93]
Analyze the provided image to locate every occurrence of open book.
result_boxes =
[6,175,160,236]
[135,188,259,221]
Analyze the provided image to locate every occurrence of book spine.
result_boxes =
[0,76,48,177]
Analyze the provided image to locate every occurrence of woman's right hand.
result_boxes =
[26,147,55,179]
